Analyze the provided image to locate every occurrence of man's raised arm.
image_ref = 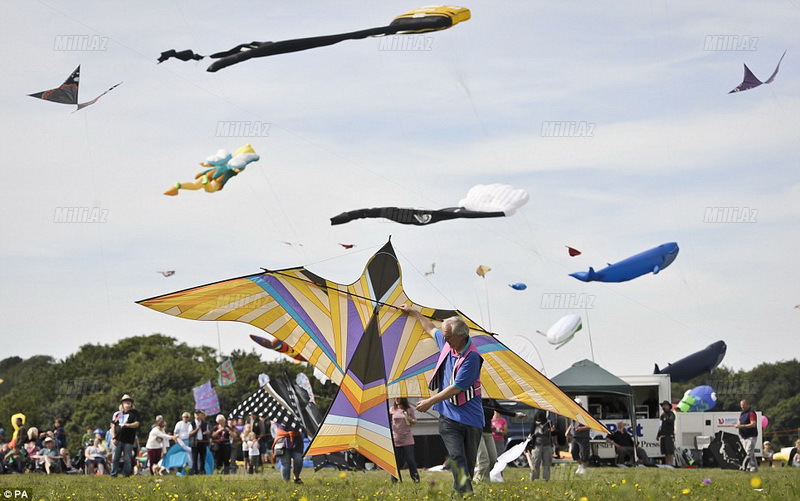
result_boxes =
[398,304,437,336]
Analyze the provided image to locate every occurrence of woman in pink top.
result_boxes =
[491,410,509,456]
[390,398,420,483]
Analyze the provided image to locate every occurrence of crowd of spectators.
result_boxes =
[1,395,303,480]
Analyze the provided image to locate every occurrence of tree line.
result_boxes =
[0,334,336,452]
[671,359,800,447]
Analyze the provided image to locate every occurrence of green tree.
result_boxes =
[0,335,338,452]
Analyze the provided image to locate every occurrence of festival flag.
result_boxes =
[216,358,237,386]
[192,380,221,415]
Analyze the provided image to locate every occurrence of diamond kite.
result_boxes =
[159,6,471,72]
[29,66,121,112]
[137,240,606,478]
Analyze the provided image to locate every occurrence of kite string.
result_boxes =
[483,277,492,331]
[81,112,114,341]
[584,297,595,363]
[301,241,384,268]
[394,247,487,326]
[473,284,486,327]
[216,322,222,362]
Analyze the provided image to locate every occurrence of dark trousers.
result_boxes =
[280,449,304,481]
[110,442,134,477]
[391,444,420,482]
[439,416,482,495]
[191,443,208,474]
[213,442,231,474]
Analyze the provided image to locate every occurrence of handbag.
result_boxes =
[273,439,286,457]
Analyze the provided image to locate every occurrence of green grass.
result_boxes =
[0,465,797,500]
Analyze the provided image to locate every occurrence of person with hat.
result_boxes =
[762,440,775,467]
[656,400,675,466]
[189,409,211,475]
[110,394,141,477]
[33,437,62,474]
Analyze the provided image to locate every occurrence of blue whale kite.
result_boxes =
[569,242,679,283]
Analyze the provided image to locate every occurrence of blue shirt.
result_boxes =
[431,329,484,428]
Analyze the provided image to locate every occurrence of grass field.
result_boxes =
[0,465,797,500]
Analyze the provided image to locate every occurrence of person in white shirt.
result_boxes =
[247,431,260,474]
[173,412,192,442]
[146,417,176,475]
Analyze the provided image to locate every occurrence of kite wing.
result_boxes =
[138,240,606,477]
[29,66,80,105]
[76,82,122,111]
[763,50,787,84]
[729,64,763,93]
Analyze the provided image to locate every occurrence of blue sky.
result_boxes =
[1,1,798,379]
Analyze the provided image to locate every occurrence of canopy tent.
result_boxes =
[551,359,639,463]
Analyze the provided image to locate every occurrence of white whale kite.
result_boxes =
[537,314,582,350]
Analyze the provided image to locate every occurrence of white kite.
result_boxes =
[537,314,582,350]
